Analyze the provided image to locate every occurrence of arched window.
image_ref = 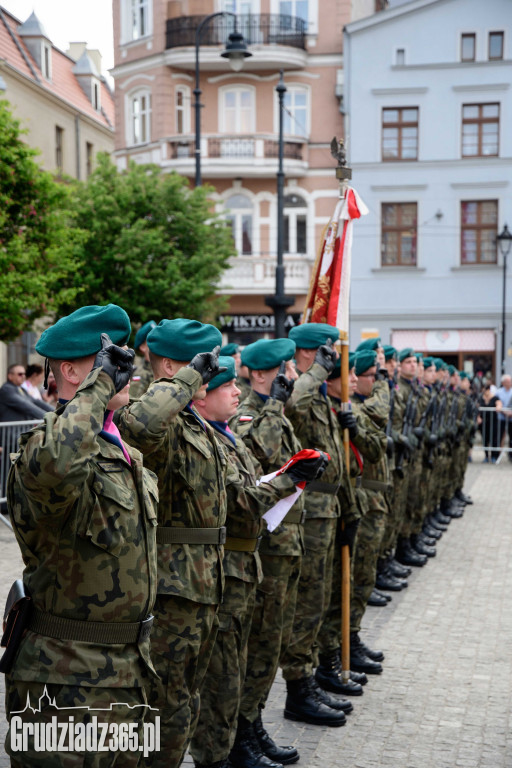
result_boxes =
[128,90,151,145]
[284,194,307,255]
[225,194,253,255]
[175,86,190,134]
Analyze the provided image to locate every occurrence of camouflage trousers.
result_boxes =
[281,517,337,681]
[380,467,409,557]
[351,505,387,633]
[189,577,256,766]
[239,554,301,722]
[145,594,218,768]
[316,519,344,656]
[5,680,148,767]
[402,458,423,538]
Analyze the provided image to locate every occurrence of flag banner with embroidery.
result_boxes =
[302,186,368,335]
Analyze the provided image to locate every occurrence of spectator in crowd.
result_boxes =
[0,364,54,422]
[495,374,512,462]
[21,363,45,400]
[478,384,502,463]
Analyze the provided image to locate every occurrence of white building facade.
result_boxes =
[344,0,511,377]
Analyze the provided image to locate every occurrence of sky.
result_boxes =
[2,0,114,80]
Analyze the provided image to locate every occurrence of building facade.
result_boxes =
[344,0,512,377]
[111,0,384,344]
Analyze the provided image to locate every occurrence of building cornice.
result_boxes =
[353,157,512,171]
[371,87,429,95]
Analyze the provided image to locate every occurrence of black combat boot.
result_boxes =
[446,498,464,518]
[374,587,392,602]
[357,636,385,662]
[284,676,347,726]
[350,669,368,686]
[253,710,299,765]
[434,505,452,525]
[455,488,473,504]
[368,588,389,605]
[411,533,436,558]
[423,521,442,539]
[315,649,364,696]
[388,557,411,578]
[350,632,383,675]
[375,571,404,592]
[396,536,427,567]
[310,678,354,713]
[416,530,437,547]
[229,716,283,768]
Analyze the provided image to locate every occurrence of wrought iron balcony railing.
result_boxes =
[166,13,307,51]
[168,135,305,161]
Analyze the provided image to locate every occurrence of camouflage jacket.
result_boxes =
[352,392,389,514]
[229,389,304,557]
[285,363,356,521]
[129,358,153,399]
[236,376,252,404]
[117,366,230,605]
[7,367,158,687]
[211,427,297,583]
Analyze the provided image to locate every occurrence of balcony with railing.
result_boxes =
[217,255,313,295]
[163,133,308,177]
[164,13,308,70]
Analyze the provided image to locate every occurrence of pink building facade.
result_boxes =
[112,0,371,342]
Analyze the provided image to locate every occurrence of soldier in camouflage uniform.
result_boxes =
[129,320,157,399]
[229,338,316,760]
[4,304,158,768]
[221,344,251,404]
[117,319,230,768]
[282,323,358,726]
[191,357,326,768]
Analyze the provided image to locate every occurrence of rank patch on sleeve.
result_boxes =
[239,416,253,422]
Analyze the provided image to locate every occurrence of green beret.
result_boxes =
[241,338,296,371]
[398,347,415,363]
[349,352,356,370]
[423,356,435,369]
[147,318,222,361]
[383,345,397,361]
[459,371,470,379]
[134,320,157,350]
[289,323,339,349]
[355,350,377,376]
[36,304,131,360]
[447,365,457,376]
[327,358,341,381]
[415,352,423,362]
[433,357,444,371]
[356,337,381,353]
[220,343,239,356]
[207,356,236,391]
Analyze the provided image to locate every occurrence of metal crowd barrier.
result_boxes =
[0,419,42,529]
[477,406,512,465]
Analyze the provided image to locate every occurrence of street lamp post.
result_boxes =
[265,70,295,338]
[497,223,512,374]
[194,13,251,187]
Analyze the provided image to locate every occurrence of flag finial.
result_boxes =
[331,137,352,182]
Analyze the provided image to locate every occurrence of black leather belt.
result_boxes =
[157,526,227,545]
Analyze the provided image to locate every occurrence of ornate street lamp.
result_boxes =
[497,224,512,374]
[194,14,251,187]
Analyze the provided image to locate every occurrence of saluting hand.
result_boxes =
[314,338,337,374]
[188,345,227,384]
[270,361,295,403]
[93,333,135,392]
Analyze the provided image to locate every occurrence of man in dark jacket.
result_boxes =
[0,364,54,421]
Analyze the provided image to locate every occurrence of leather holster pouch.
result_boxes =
[0,579,32,674]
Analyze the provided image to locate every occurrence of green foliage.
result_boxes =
[62,154,235,327]
[0,100,83,341]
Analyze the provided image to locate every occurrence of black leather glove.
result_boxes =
[337,410,358,440]
[314,338,337,374]
[270,361,295,403]
[413,426,424,441]
[398,433,412,459]
[428,433,438,447]
[386,435,394,458]
[285,451,329,484]
[93,333,135,393]
[340,518,360,556]
[375,365,389,381]
[187,345,227,385]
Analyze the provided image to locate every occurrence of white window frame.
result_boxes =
[219,85,256,134]
[223,193,254,256]
[274,83,310,138]
[126,89,152,146]
[283,193,308,256]
[271,0,317,35]
[92,78,101,111]
[121,0,153,43]
[42,41,52,80]
[175,86,191,135]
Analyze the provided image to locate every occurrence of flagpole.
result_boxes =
[333,138,353,686]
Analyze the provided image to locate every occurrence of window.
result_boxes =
[461,201,498,264]
[280,0,308,28]
[395,48,405,66]
[55,126,63,173]
[225,194,253,255]
[92,80,101,111]
[381,203,417,267]
[382,107,418,161]
[489,31,504,60]
[131,0,149,40]
[282,87,309,137]
[86,142,93,177]
[284,194,307,255]
[461,33,476,61]
[42,42,51,80]
[129,91,151,145]
[462,103,499,157]
[221,88,254,134]
[176,87,190,135]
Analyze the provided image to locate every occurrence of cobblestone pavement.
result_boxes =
[2,453,511,767]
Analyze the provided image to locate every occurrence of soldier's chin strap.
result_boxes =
[43,358,50,390]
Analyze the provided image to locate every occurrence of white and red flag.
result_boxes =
[257,449,330,532]
[302,186,368,334]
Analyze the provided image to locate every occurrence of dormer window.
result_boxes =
[42,42,51,80]
[92,79,101,111]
